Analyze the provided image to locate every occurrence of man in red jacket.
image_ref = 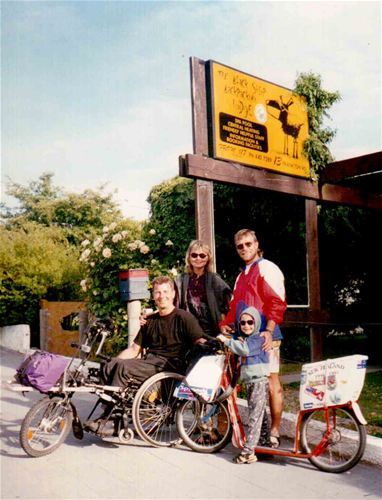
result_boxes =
[220,229,287,447]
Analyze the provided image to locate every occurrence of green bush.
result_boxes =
[79,222,182,348]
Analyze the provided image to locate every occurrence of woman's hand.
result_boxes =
[139,308,154,326]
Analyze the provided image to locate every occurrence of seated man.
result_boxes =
[85,275,205,432]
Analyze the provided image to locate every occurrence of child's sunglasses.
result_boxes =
[240,320,254,326]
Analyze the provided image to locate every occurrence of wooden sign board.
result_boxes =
[207,60,311,178]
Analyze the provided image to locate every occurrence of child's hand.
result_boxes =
[216,334,227,343]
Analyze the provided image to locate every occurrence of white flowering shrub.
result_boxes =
[336,278,364,307]
[79,224,181,351]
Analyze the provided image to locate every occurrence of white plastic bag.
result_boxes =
[299,354,368,410]
[174,355,225,402]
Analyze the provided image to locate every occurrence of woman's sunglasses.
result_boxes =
[236,241,254,250]
[191,252,207,259]
[240,320,254,326]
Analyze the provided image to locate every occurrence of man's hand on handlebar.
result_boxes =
[194,337,207,345]
[220,324,234,335]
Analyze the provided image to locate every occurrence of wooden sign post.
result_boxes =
[183,57,381,361]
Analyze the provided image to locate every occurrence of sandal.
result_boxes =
[233,452,258,464]
[270,435,281,448]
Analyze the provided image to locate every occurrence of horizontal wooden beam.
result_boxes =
[179,154,382,210]
[322,151,382,183]
[282,309,381,328]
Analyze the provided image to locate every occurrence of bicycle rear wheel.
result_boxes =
[132,371,183,447]
[176,399,232,453]
[20,396,73,457]
[301,406,366,473]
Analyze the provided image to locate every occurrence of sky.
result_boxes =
[2,0,381,220]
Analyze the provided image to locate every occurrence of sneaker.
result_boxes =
[233,452,258,464]
[83,418,115,436]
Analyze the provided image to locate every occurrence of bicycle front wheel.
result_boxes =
[176,399,232,453]
[132,371,183,447]
[20,396,73,457]
[301,406,366,473]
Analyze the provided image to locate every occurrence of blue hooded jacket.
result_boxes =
[223,306,270,382]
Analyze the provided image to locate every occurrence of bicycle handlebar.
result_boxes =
[201,333,223,351]
[95,330,109,356]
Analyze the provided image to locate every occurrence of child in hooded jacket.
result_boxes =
[217,306,270,464]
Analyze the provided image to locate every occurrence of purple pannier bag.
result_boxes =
[16,350,70,393]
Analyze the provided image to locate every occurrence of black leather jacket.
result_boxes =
[174,271,232,334]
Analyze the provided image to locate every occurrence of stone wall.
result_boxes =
[0,324,30,352]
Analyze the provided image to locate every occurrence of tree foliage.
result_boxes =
[294,72,341,177]
[0,173,138,342]
[78,221,182,352]
[0,222,81,330]
[318,205,380,319]
[145,177,195,268]
[2,172,124,244]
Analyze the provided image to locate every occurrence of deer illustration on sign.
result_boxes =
[266,96,304,159]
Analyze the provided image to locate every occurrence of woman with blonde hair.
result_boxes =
[175,240,231,336]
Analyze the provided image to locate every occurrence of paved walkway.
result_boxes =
[1,347,381,499]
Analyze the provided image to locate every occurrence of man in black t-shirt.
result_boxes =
[102,275,204,387]
[85,276,204,433]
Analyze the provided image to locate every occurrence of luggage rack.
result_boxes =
[6,377,122,394]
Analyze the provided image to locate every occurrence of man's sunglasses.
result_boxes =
[191,252,207,259]
[236,242,254,250]
[240,320,254,326]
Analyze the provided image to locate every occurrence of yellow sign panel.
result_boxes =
[208,61,310,178]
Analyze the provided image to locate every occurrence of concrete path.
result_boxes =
[1,347,381,500]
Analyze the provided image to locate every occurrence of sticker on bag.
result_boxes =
[299,354,368,410]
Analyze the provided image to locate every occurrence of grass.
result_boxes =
[280,361,303,375]
[358,371,382,437]
[283,370,382,438]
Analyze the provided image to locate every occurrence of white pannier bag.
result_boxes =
[174,355,225,402]
[299,354,368,410]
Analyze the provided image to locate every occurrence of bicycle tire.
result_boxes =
[176,399,232,453]
[132,371,183,447]
[300,406,367,473]
[20,396,73,457]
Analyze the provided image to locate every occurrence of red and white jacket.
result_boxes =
[220,258,287,340]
